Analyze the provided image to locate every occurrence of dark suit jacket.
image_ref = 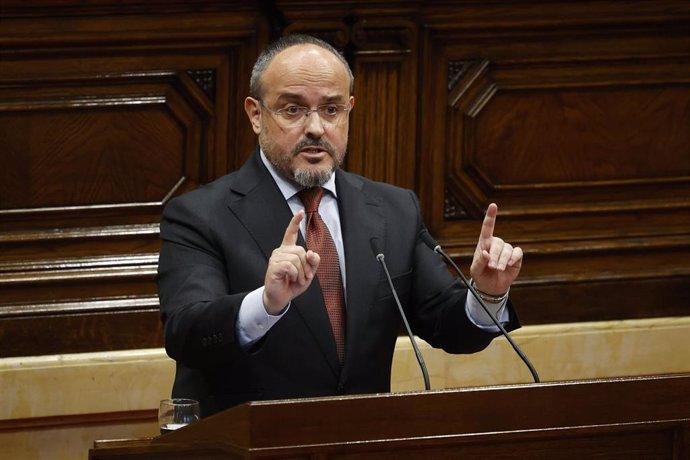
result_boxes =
[157,149,520,417]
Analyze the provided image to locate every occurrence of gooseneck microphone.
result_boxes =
[370,237,431,391]
[418,230,540,384]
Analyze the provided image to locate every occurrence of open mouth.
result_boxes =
[298,147,328,159]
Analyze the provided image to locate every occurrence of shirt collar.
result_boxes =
[259,149,338,200]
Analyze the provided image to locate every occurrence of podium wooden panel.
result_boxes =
[90,373,690,459]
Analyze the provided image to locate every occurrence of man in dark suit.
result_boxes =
[157,34,523,417]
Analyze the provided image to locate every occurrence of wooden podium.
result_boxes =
[90,374,690,459]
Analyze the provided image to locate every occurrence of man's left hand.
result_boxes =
[469,203,523,296]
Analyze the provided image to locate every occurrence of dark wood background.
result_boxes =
[1,0,688,358]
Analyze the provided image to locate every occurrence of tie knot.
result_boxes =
[297,187,325,213]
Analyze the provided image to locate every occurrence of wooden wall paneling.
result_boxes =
[347,19,418,190]
[418,1,690,324]
[0,3,264,357]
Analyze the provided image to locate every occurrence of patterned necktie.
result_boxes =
[297,187,346,363]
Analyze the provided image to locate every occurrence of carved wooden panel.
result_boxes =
[348,21,418,190]
[418,1,690,324]
[0,3,263,357]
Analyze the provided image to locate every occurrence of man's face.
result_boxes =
[245,44,354,187]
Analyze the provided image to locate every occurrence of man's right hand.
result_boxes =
[263,210,320,314]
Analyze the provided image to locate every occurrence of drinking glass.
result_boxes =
[158,398,200,435]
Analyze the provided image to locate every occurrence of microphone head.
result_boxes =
[369,237,384,259]
[418,229,440,252]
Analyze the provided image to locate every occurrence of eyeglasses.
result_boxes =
[259,100,351,128]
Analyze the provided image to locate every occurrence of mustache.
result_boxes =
[292,138,335,157]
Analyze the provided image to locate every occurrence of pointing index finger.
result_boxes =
[282,210,304,246]
[479,203,498,249]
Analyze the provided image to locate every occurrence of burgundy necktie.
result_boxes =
[297,187,346,363]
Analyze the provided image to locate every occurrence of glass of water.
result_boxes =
[158,398,200,435]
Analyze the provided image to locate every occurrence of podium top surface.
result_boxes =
[154,373,690,450]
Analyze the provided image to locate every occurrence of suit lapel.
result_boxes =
[227,151,341,378]
[336,170,386,376]
[226,151,293,260]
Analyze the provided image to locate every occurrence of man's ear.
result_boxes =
[244,97,262,134]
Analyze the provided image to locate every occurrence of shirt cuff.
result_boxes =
[465,291,509,331]
[236,286,290,347]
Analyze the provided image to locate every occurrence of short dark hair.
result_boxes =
[249,34,354,99]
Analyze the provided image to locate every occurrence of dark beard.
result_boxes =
[293,166,334,187]
[269,137,343,187]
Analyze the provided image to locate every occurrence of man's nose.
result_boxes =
[303,111,325,138]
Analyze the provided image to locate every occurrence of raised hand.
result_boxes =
[469,203,523,296]
[263,210,320,314]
